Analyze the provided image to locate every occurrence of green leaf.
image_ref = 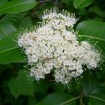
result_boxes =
[61,0,70,5]
[0,0,37,14]
[1,13,27,23]
[36,92,76,105]
[88,95,105,105]
[8,70,34,98]
[0,34,26,64]
[18,16,33,29]
[0,0,8,7]
[52,83,66,92]
[0,22,17,39]
[82,71,100,95]
[28,96,37,105]
[76,20,105,40]
[88,84,105,105]
[76,20,105,60]
[0,48,26,64]
[82,71,105,104]
[34,80,49,93]
[89,6,104,17]
[73,0,94,9]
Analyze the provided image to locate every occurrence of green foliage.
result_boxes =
[0,0,37,14]
[1,13,28,23]
[0,35,26,64]
[76,20,105,59]
[73,0,94,9]
[82,71,100,95]
[0,0,105,105]
[37,92,75,105]
[34,80,49,93]
[8,70,34,98]
[0,22,16,39]
[89,6,104,17]
[0,0,8,7]
[89,97,105,105]
[76,20,105,40]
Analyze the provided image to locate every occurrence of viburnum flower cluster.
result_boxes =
[18,9,100,84]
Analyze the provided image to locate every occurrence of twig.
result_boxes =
[80,93,84,105]
[60,96,80,105]
[86,95,105,102]
[38,0,54,4]
[55,0,58,7]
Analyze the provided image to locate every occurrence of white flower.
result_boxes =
[18,9,100,84]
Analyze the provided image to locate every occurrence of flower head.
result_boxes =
[18,9,100,84]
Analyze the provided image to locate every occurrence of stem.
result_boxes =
[86,95,105,102]
[38,0,54,4]
[80,93,84,105]
[60,96,80,105]
[79,77,84,105]
[55,0,58,7]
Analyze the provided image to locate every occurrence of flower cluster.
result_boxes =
[18,9,100,84]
